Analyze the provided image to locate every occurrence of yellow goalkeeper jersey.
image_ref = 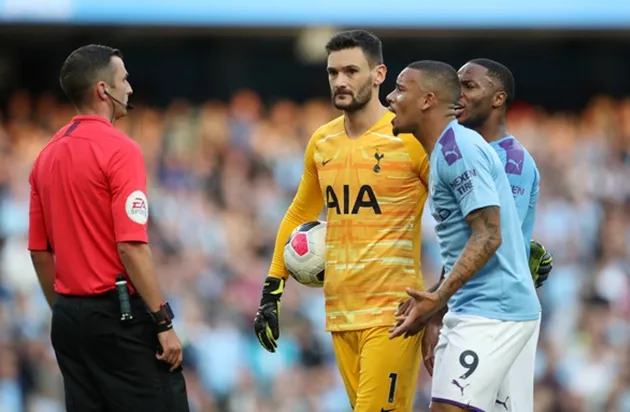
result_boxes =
[269,111,429,332]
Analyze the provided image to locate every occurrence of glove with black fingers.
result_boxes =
[253,276,285,353]
[529,240,553,289]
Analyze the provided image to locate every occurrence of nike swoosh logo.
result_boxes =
[322,159,332,166]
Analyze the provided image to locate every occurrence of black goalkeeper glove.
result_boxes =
[529,240,553,288]
[253,276,285,353]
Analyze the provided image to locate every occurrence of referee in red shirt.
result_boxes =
[28,45,189,411]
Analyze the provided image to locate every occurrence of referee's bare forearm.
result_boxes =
[30,251,56,309]
[117,242,165,312]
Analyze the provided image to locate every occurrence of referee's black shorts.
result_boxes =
[51,292,189,412]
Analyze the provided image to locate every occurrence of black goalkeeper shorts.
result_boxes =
[51,293,189,412]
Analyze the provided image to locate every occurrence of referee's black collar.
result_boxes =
[71,115,114,127]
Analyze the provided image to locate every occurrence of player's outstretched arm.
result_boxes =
[397,266,444,315]
[392,267,449,339]
[397,266,444,319]
[390,206,502,339]
[254,137,324,353]
[391,136,506,338]
[436,206,502,304]
[394,268,448,373]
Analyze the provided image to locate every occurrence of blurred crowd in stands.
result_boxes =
[0,88,629,412]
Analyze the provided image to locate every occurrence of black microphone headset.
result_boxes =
[102,87,135,111]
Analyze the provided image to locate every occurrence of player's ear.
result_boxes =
[421,92,436,111]
[492,91,507,109]
[373,64,387,87]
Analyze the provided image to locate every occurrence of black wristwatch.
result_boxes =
[149,301,174,324]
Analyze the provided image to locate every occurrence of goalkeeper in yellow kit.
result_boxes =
[253,30,430,411]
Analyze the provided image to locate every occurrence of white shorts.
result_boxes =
[431,312,540,411]
[494,314,541,412]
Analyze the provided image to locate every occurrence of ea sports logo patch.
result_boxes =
[125,190,149,225]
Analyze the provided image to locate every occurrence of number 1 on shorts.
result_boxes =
[387,372,398,403]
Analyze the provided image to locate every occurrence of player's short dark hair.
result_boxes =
[325,30,384,67]
[468,58,515,105]
[406,60,461,105]
[59,44,122,108]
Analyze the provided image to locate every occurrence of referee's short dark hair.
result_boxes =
[468,58,515,105]
[60,45,122,108]
[407,60,461,106]
[325,30,384,67]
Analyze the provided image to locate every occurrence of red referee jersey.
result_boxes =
[28,115,149,295]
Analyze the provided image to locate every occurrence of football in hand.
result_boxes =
[283,221,327,288]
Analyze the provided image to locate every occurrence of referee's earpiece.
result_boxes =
[101,86,134,111]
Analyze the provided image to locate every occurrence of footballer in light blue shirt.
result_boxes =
[387,60,541,333]
[427,121,541,320]
[457,59,551,284]
[490,136,539,256]
[388,60,549,412]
